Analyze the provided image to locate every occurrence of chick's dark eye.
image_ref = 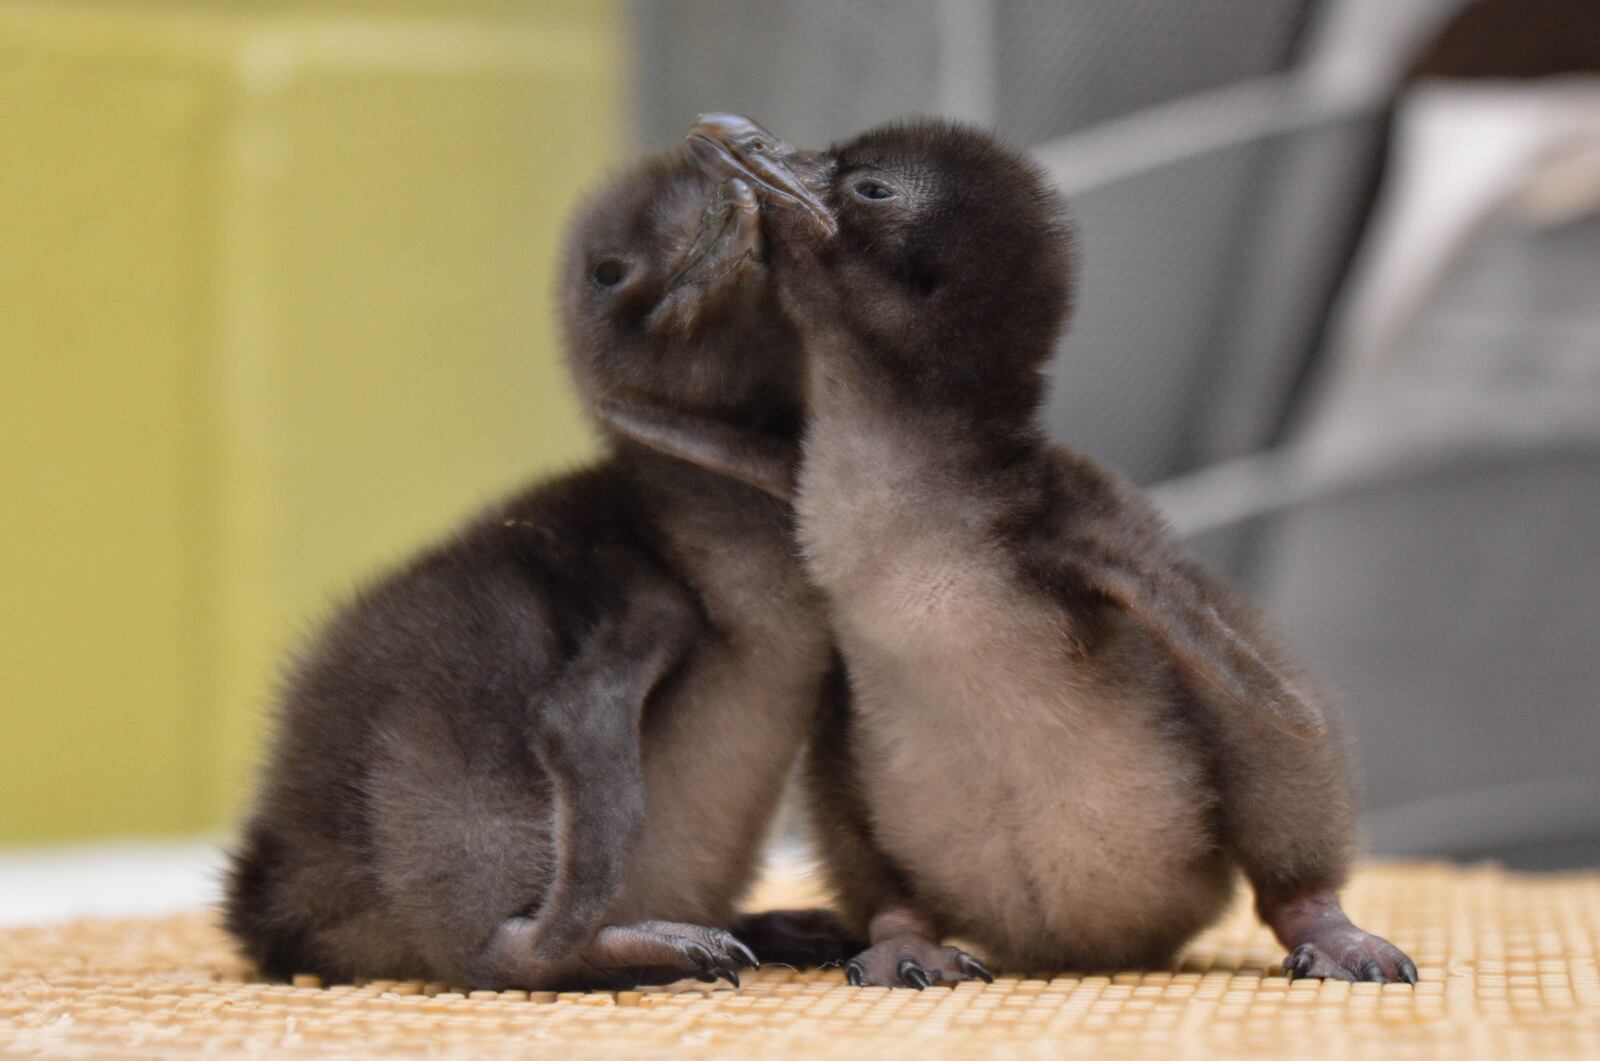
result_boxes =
[854,181,893,201]
[592,259,627,288]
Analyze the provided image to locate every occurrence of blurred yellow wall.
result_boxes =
[0,1,622,841]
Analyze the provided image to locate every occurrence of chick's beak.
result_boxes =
[644,177,762,339]
[687,113,836,239]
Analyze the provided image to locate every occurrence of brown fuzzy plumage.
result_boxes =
[736,119,1410,986]
[223,149,853,991]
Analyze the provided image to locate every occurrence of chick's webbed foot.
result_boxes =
[575,921,757,989]
[728,908,866,968]
[842,934,993,989]
[1280,928,1418,984]
[1266,890,1417,984]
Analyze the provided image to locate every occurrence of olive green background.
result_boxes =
[0,0,622,841]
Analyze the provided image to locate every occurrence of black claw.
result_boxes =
[956,952,994,983]
[845,961,864,987]
[1285,944,1314,980]
[1399,959,1419,985]
[684,941,716,975]
[898,959,931,990]
[729,939,760,970]
[1360,960,1384,983]
[723,967,741,989]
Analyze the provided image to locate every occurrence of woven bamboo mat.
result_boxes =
[1,862,1596,1059]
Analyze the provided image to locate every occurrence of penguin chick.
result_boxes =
[690,115,1417,988]
[224,147,859,991]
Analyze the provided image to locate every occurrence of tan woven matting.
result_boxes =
[2,862,1597,1059]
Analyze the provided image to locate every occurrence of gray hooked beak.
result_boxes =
[687,112,837,239]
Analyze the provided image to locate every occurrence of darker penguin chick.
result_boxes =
[224,147,859,991]
[692,116,1417,988]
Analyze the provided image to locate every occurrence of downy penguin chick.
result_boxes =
[690,115,1418,988]
[225,148,856,991]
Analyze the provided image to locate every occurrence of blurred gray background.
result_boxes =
[630,0,1600,868]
